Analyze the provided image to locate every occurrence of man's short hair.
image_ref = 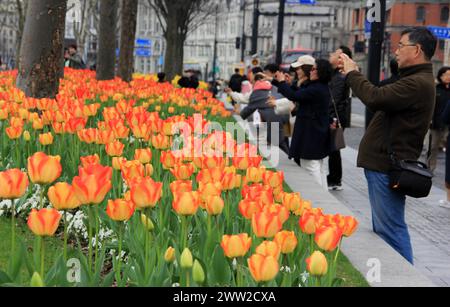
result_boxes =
[339,45,353,59]
[69,44,77,50]
[235,68,240,73]
[251,67,263,75]
[263,63,279,74]
[401,27,437,61]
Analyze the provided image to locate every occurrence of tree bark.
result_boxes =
[163,13,186,81]
[16,0,67,99]
[117,0,138,83]
[96,0,118,80]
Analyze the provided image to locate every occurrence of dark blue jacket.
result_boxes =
[277,80,332,160]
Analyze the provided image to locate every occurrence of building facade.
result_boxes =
[350,0,450,76]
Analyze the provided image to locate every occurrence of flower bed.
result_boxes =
[0,68,359,287]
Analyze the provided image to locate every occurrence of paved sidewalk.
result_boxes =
[336,147,450,287]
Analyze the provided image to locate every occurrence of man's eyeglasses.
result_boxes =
[397,42,417,50]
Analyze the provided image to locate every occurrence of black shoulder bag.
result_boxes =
[385,114,433,198]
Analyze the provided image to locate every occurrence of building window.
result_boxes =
[416,6,426,22]
[355,9,360,24]
[441,6,449,23]
[439,40,445,51]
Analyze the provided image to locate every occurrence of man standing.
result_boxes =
[67,45,85,70]
[340,27,437,264]
[328,46,353,191]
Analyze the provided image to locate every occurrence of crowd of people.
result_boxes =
[224,26,449,265]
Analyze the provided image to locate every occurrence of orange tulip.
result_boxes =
[106,199,136,221]
[170,163,194,180]
[0,169,29,200]
[197,167,224,184]
[121,160,145,184]
[106,141,125,157]
[47,182,81,211]
[282,192,302,212]
[6,125,23,139]
[27,208,61,237]
[246,167,265,184]
[38,132,53,146]
[294,200,312,217]
[144,164,154,177]
[65,117,87,134]
[151,133,170,149]
[198,181,222,203]
[247,254,279,282]
[299,210,322,235]
[135,148,153,164]
[306,251,328,276]
[72,166,112,205]
[342,216,359,237]
[262,204,290,224]
[130,177,163,209]
[77,128,98,144]
[28,152,62,184]
[160,150,179,169]
[274,231,298,254]
[170,180,193,195]
[96,129,115,145]
[262,170,284,188]
[252,211,283,239]
[255,241,281,260]
[204,195,224,216]
[314,225,343,252]
[221,234,252,258]
[172,191,200,216]
[80,154,100,168]
[238,199,264,220]
[112,157,127,171]
[32,119,44,130]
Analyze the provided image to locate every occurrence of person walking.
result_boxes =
[428,66,450,172]
[327,46,353,191]
[274,58,334,190]
[340,27,438,264]
[440,97,450,209]
[379,58,400,86]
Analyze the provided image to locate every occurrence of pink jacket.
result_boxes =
[253,80,272,91]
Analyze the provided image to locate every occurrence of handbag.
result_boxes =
[329,88,346,151]
[384,114,433,198]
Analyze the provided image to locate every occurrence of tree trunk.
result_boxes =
[117,0,138,83]
[16,0,67,99]
[164,14,186,81]
[96,0,118,80]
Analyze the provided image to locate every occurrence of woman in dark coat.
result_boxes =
[429,66,450,172]
[439,67,450,209]
[274,59,334,189]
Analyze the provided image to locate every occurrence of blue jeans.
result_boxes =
[364,169,414,264]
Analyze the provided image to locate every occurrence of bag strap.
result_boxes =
[328,87,342,128]
[383,112,397,163]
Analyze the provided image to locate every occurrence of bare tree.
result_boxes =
[117,0,138,82]
[66,0,98,57]
[16,0,67,98]
[147,0,218,80]
[0,0,29,68]
[96,0,118,80]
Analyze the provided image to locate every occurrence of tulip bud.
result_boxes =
[141,214,154,231]
[306,251,328,276]
[164,247,176,263]
[30,272,44,287]
[180,248,193,269]
[23,131,31,142]
[192,260,205,284]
